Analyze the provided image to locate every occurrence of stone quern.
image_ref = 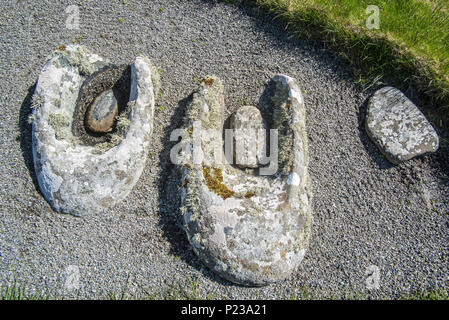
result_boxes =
[366,87,439,164]
[176,75,312,286]
[30,45,160,216]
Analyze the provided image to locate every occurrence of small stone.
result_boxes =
[365,87,439,164]
[85,90,118,133]
[229,105,266,168]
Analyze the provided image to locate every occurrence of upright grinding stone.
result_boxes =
[85,90,118,133]
[365,87,439,164]
[229,105,267,168]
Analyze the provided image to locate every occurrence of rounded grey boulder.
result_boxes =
[30,45,159,216]
[365,86,439,164]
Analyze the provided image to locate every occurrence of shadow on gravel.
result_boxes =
[156,94,240,288]
[18,82,42,197]
[357,97,395,170]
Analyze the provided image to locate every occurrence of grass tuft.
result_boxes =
[1,281,49,300]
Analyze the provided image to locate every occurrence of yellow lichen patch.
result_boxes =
[201,77,214,86]
[202,166,235,199]
[244,191,255,199]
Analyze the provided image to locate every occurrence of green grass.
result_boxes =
[248,0,449,127]
[1,281,49,300]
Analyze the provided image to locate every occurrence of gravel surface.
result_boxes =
[0,0,448,299]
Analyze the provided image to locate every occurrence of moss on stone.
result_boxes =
[202,166,235,200]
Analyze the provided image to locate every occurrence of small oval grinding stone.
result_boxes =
[85,90,118,133]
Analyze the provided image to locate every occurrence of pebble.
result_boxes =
[85,90,118,133]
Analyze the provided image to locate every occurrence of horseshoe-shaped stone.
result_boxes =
[30,45,160,216]
[177,75,312,286]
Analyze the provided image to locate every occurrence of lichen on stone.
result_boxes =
[27,113,37,125]
[91,105,132,154]
[177,74,313,286]
[244,191,255,198]
[202,79,224,131]
[272,101,294,174]
[48,112,72,140]
[184,92,202,125]
[31,93,43,109]
[202,166,235,199]
[53,98,61,108]
[269,80,296,175]
[140,56,161,98]
[60,45,94,76]
[182,168,202,226]
[150,63,161,98]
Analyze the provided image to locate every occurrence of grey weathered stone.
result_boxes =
[229,105,267,168]
[30,45,159,216]
[85,89,118,133]
[366,87,439,164]
[177,75,312,286]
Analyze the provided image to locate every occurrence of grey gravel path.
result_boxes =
[0,0,448,299]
